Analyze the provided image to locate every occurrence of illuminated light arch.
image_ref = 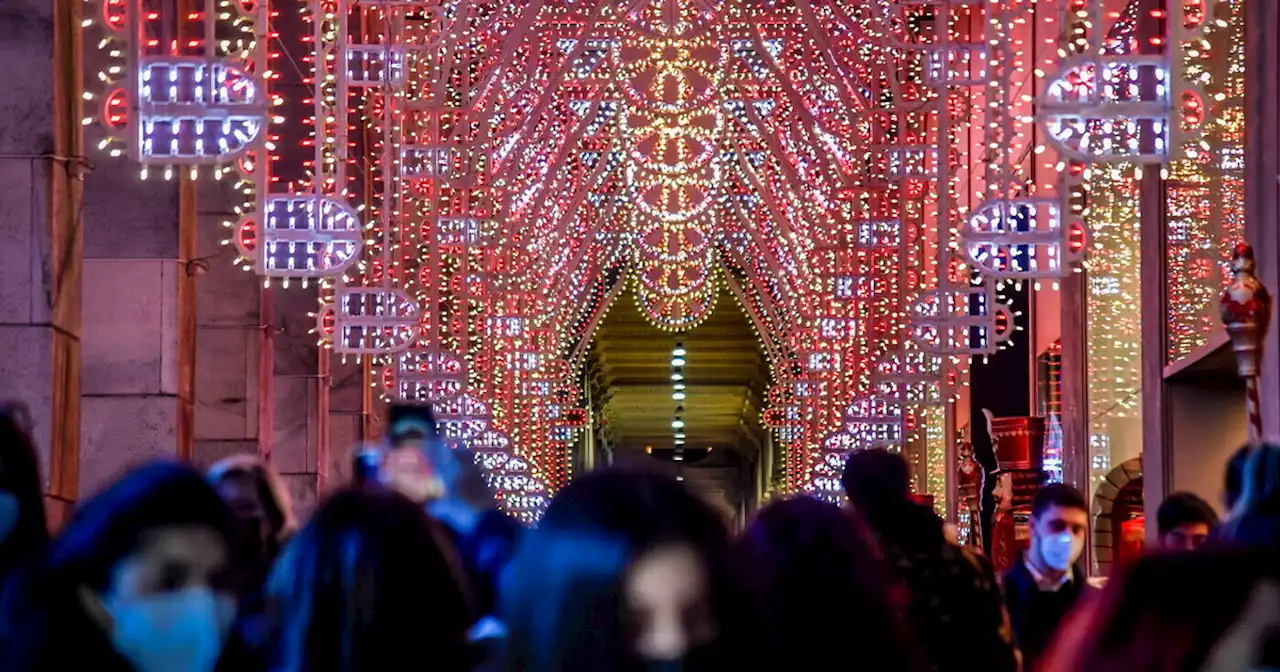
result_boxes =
[962,200,1087,279]
[319,288,421,355]
[1035,0,1210,165]
[234,196,363,278]
[82,0,267,167]
[85,0,1232,516]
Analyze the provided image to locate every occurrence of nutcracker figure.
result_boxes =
[957,436,984,549]
[982,410,1049,573]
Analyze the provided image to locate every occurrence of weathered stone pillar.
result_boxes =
[271,288,327,517]
[326,355,367,487]
[191,179,267,468]
[78,163,188,496]
[1247,0,1280,435]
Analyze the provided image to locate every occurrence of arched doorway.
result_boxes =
[1091,457,1143,576]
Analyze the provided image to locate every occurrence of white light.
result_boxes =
[671,357,686,367]
[671,373,684,381]
[672,419,685,429]
[672,347,687,357]
[673,391,686,401]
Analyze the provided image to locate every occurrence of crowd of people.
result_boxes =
[0,401,1278,671]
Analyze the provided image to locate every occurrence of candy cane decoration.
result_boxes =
[1219,243,1272,443]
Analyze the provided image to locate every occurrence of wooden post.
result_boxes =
[258,286,274,462]
[176,174,197,461]
[47,0,87,526]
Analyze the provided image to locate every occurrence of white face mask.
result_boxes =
[1039,532,1084,572]
[101,587,237,672]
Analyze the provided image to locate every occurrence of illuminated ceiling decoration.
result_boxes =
[80,0,1228,518]
[83,0,267,175]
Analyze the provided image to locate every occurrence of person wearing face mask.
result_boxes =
[0,462,243,672]
[0,403,50,585]
[1002,482,1094,671]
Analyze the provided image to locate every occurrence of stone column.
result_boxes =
[0,0,86,524]
[270,287,327,517]
[191,179,267,469]
[77,162,189,497]
[1247,0,1280,434]
[326,355,368,488]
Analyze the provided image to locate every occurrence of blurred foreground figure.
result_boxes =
[1218,443,1280,552]
[379,404,520,622]
[736,496,923,671]
[0,462,240,672]
[843,449,1017,672]
[1156,492,1219,551]
[1043,549,1280,672]
[207,455,296,666]
[497,469,743,672]
[207,454,295,577]
[268,488,475,672]
[0,402,49,582]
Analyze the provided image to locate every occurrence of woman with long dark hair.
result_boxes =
[498,469,744,671]
[268,488,476,672]
[207,454,297,669]
[0,402,49,582]
[736,496,923,671]
[0,461,241,672]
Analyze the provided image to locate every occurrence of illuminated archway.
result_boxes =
[81,0,1217,519]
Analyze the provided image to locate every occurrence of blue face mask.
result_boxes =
[100,587,237,672]
[0,490,19,543]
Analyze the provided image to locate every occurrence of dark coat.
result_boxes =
[1002,556,1095,671]
[877,504,1019,672]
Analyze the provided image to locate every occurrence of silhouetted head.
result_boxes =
[0,402,48,575]
[842,449,912,513]
[269,488,474,672]
[500,469,738,672]
[207,454,295,566]
[841,449,943,549]
[1156,492,1219,551]
[1226,444,1280,514]
[737,496,919,671]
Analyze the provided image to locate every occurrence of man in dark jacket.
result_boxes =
[1002,483,1094,671]
[844,449,1018,672]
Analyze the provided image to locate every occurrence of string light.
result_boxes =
[90,0,1240,518]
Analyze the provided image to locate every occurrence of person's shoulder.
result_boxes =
[939,541,993,576]
[477,509,521,536]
